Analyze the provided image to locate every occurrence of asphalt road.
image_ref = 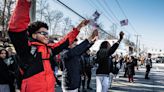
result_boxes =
[56,63,164,92]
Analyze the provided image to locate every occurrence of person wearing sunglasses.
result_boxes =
[8,0,89,92]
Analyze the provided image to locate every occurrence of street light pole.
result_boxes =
[135,34,141,57]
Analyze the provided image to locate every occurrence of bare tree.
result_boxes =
[5,0,15,29]
[36,0,64,35]
[62,17,72,35]
[36,0,48,21]
[51,10,63,35]
[0,0,15,38]
[44,10,56,35]
[0,1,3,24]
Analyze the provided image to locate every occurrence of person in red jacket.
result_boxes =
[8,0,89,92]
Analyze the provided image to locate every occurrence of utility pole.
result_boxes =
[135,34,141,57]
[30,0,36,22]
[142,44,145,52]
[111,23,117,37]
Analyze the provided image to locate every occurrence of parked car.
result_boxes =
[156,56,164,63]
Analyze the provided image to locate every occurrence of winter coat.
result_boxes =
[8,0,79,92]
[0,59,11,84]
[96,43,119,75]
[81,53,93,73]
[126,62,135,76]
[61,39,93,90]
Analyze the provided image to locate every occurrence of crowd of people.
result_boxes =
[0,39,153,92]
[0,0,153,92]
[0,43,22,92]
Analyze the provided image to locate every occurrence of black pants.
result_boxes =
[124,68,128,77]
[82,69,92,89]
[145,65,151,78]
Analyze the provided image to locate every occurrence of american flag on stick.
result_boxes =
[120,19,128,26]
[92,11,100,21]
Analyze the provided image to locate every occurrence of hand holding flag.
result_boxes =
[89,11,101,29]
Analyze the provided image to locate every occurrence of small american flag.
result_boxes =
[92,11,100,21]
[120,19,128,26]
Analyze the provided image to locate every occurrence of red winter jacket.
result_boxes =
[8,0,79,92]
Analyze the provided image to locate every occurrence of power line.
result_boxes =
[92,0,132,37]
[87,0,120,34]
[54,0,115,38]
[102,0,120,23]
[87,0,127,38]
[96,0,118,24]
[86,0,113,23]
[54,0,133,41]
[115,0,128,19]
[55,0,85,19]
[90,0,137,44]
[100,0,132,36]
[115,0,138,34]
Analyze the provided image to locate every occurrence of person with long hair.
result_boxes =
[81,49,93,91]
[0,49,10,92]
[95,32,124,92]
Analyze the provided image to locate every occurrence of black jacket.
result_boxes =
[8,30,70,79]
[81,53,93,73]
[126,62,135,75]
[62,39,93,90]
[96,43,119,75]
[0,59,11,84]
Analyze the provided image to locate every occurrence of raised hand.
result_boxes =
[88,29,98,43]
[76,20,90,31]
[119,31,124,40]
